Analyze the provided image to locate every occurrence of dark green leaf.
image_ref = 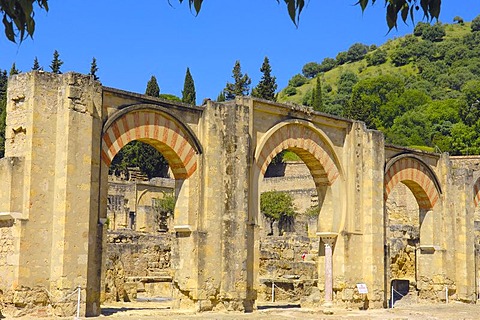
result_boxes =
[285,0,297,26]
[3,15,15,42]
[420,0,429,19]
[429,0,441,20]
[386,3,397,31]
[356,0,369,12]
[401,4,409,23]
[193,0,203,14]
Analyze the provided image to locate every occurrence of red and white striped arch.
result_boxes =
[102,110,197,180]
[256,122,340,186]
[384,157,440,210]
[473,178,480,207]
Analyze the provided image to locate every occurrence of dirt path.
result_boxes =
[7,301,480,319]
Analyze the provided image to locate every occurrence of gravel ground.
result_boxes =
[7,300,480,319]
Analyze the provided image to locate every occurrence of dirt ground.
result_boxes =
[7,300,480,320]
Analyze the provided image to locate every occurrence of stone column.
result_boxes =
[317,232,338,307]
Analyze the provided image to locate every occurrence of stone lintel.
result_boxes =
[419,244,442,253]
[173,225,193,233]
[0,211,24,221]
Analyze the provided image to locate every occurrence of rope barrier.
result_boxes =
[40,286,82,318]
[392,287,407,298]
[272,282,298,297]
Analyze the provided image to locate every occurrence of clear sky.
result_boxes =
[2,1,480,104]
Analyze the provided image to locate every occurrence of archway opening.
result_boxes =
[386,182,423,306]
[256,144,338,306]
[103,140,176,307]
[384,156,440,306]
[98,109,201,312]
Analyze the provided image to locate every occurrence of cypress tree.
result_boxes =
[89,57,99,81]
[181,67,196,105]
[224,60,251,100]
[252,56,277,101]
[50,50,63,74]
[312,77,324,112]
[9,63,19,76]
[145,76,160,97]
[216,91,226,102]
[32,57,42,71]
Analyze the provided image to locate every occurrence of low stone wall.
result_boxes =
[257,234,320,305]
[103,230,172,302]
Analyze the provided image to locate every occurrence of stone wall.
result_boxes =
[103,231,172,302]
[257,235,319,305]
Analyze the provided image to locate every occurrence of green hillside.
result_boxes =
[278,18,480,156]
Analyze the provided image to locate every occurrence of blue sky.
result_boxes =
[2,1,480,104]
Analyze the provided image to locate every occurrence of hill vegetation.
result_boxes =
[279,16,480,155]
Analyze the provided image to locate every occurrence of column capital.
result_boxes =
[316,232,338,246]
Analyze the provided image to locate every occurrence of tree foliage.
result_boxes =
[179,0,442,31]
[346,43,369,62]
[252,57,277,101]
[421,22,445,42]
[32,56,41,70]
[472,15,480,32]
[312,76,323,112]
[1,0,49,43]
[153,194,176,232]
[1,1,445,44]
[302,62,321,78]
[224,60,251,100]
[288,73,307,87]
[89,57,99,81]
[260,190,295,235]
[182,67,196,105]
[277,19,480,156]
[9,63,19,76]
[145,75,160,97]
[366,49,387,66]
[109,141,168,179]
[49,50,63,74]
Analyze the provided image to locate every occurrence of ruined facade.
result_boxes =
[0,72,479,316]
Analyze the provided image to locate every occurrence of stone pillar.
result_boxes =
[318,232,337,307]
[1,72,103,316]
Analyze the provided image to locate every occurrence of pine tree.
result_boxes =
[312,77,324,112]
[181,67,196,105]
[252,56,277,101]
[50,50,63,74]
[216,91,226,102]
[89,57,99,81]
[32,57,42,71]
[9,63,19,76]
[224,60,251,100]
[145,76,160,97]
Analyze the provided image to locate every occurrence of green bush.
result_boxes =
[288,74,307,87]
[366,49,387,66]
[284,86,297,96]
[472,15,480,32]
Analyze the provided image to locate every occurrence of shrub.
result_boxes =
[347,43,369,62]
[284,86,297,96]
[422,22,446,42]
[472,15,480,32]
[302,62,321,78]
[336,51,348,65]
[366,49,387,66]
[288,74,307,87]
[319,57,336,72]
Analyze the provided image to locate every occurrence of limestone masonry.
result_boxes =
[1,72,480,316]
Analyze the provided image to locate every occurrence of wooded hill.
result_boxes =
[278,17,480,155]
